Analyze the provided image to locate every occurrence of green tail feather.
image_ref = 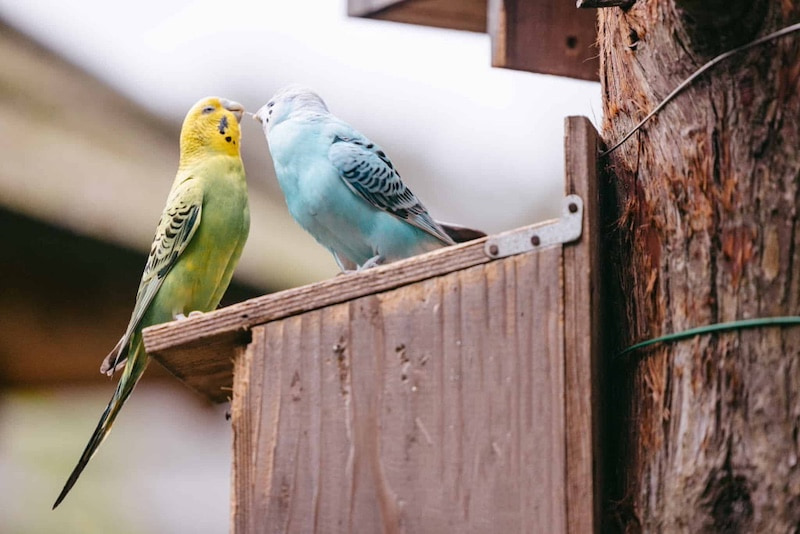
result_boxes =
[53,341,149,509]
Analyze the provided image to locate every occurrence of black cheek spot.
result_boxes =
[218,115,229,134]
[225,136,232,143]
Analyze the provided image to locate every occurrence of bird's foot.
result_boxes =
[358,255,383,271]
[356,255,383,271]
[174,310,204,321]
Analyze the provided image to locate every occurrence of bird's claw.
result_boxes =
[174,310,204,321]
[358,255,383,270]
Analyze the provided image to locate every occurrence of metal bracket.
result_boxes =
[484,195,583,259]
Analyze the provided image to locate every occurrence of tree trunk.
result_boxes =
[599,2,800,532]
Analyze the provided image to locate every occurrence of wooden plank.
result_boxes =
[230,251,566,532]
[515,242,566,531]
[488,0,599,81]
[156,332,249,404]
[562,116,602,533]
[348,0,487,33]
[230,325,276,533]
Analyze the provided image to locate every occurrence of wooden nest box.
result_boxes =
[143,117,603,533]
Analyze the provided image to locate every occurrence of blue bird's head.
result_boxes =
[254,84,329,133]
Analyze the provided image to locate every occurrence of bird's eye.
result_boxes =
[267,102,274,108]
[202,105,215,114]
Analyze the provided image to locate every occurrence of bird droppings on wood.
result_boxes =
[333,336,349,396]
[396,343,410,382]
[290,371,302,402]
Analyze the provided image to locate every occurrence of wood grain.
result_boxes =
[488,0,599,81]
[231,252,567,533]
[562,116,602,534]
[600,3,800,531]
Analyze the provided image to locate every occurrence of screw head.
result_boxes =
[568,202,578,213]
[489,244,499,256]
[531,235,541,246]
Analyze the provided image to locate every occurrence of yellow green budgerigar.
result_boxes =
[53,97,250,509]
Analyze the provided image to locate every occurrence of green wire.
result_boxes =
[619,316,800,357]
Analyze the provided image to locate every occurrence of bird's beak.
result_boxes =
[221,99,244,123]
[253,106,265,124]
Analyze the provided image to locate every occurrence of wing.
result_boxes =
[100,181,203,374]
[328,133,455,245]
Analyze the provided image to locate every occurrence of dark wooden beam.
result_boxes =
[489,0,599,81]
[349,0,601,81]
[348,0,487,33]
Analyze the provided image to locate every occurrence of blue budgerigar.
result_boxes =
[254,85,484,271]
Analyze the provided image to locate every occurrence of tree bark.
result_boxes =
[600,1,800,532]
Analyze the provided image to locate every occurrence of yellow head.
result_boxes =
[179,97,245,164]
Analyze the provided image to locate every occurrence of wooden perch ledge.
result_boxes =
[144,218,569,403]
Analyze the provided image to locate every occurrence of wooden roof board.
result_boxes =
[489,0,600,81]
[349,0,487,33]
[349,0,600,81]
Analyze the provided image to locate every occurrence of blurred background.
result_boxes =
[0,0,600,532]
